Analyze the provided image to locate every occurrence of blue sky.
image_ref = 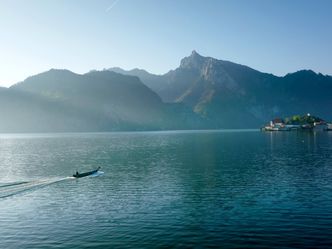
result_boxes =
[0,0,331,86]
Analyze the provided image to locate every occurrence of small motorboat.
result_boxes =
[73,167,101,178]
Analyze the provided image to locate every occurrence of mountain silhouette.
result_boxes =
[1,51,331,132]
[110,51,332,128]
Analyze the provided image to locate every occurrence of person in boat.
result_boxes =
[75,171,79,177]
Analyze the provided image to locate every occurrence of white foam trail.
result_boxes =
[89,171,104,177]
[0,181,29,188]
[0,177,74,199]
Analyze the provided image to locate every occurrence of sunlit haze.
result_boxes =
[0,0,331,87]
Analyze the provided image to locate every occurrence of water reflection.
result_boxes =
[0,131,331,248]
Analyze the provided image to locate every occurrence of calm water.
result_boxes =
[0,130,331,248]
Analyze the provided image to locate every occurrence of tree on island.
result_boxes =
[285,114,324,125]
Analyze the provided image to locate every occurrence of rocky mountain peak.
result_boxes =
[191,50,200,56]
[180,50,206,70]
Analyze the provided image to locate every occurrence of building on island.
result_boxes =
[262,114,331,132]
[327,123,332,131]
[313,121,328,131]
[264,118,290,131]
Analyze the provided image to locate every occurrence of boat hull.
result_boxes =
[73,169,99,178]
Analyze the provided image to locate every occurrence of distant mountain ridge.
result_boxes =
[2,69,200,132]
[109,50,332,128]
[0,51,331,132]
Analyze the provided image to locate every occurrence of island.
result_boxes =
[262,113,332,131]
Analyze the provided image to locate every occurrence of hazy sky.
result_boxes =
[0,0,331,87]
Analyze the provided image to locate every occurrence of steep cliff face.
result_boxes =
[111,51,332,127]
[1,51,331,132]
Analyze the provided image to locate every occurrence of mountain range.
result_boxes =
[1,51,331,132]
[110,51,332,128]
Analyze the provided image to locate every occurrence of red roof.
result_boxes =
[272,118,284,124]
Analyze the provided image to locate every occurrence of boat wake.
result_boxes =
[0,177,74,199]
[89,171,104,177]
[0,169,104,199]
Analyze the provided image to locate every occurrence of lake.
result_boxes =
[0,130,331,248]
